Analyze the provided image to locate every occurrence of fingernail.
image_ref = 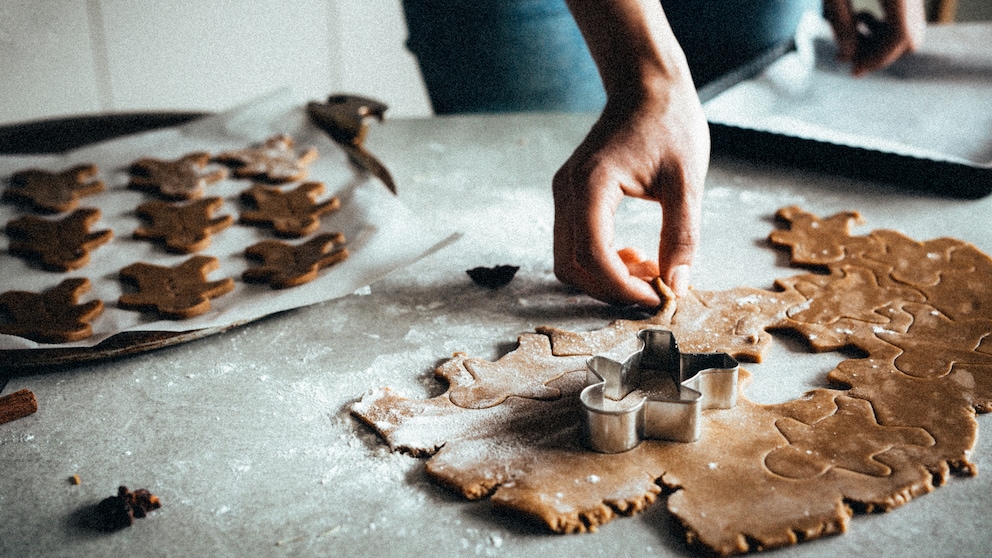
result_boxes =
[668,265,690,297]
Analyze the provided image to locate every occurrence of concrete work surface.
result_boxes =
[3,32,992,554]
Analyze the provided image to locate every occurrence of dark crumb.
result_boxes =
[466,265,520,289]
[95,486,161,531]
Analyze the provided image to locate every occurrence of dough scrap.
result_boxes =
[94,485,161,531]
[441,333,586,409]
[351,206,992,555]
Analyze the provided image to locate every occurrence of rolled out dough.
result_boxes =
[352,206,992,556]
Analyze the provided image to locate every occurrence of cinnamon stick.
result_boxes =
[0,389,38,425]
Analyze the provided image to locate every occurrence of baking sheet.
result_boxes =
[704,16,992,197]
[0,90,458,353]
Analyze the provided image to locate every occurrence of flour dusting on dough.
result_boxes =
[351,207,992,556]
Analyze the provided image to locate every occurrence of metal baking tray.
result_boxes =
[705,24,992,199]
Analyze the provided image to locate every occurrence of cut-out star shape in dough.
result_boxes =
[6,208,113,271]
[0,278,104,343]
[3,163,105,213]
[134,197,233,253]
[239,182,340,237]
[118,255,234,319]
[242,232,349,289]
[128,152,228,200]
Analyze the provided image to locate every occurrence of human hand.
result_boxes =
[824,0,926,76]
[552,82,708,307]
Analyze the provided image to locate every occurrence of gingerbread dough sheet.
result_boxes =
[352,207,992,556]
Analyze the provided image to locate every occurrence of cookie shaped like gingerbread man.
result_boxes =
[6,208,113,271]
[133,197,233,253]
[239,182,340,237]
[118,255,234,319]
[243,232,349,289]
[215,134,318,183]
[0,278,104,343]
[3,163,105,213]
[128,152,228,200]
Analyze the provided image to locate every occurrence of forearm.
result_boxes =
[564,0,694,99]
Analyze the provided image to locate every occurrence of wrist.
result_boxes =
[601,63,698,123]
[567,0,695,100]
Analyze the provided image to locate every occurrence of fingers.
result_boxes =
[823,0,858,62]
[825,0,925,76]
[654,146,703,296]
[553,165,662,308]
[852,1,925,76]
[657,199,699,296]
[551,68,707,309]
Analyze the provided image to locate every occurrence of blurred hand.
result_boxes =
[552,79,708,307]
[824,0,926,76]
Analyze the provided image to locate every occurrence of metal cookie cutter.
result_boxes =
[580,329,740,453]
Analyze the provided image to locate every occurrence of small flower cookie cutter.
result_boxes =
[580,329,740,453]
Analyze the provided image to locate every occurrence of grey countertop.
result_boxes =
[2,111,991,557]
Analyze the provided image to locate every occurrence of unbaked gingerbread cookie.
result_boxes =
[3,163,105,213]
[118,255,234,319]
[243,232,348,289]
[128,152,228,200]
[0,278,104,343]
[6,208,113,271]
[133,197,233,253]
[239,182,340,237]
[214,134,317,183]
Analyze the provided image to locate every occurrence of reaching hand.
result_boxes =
[554,0,708,307]
[552,79,708,307]
[824,0,926,76]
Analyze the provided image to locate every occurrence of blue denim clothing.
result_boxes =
[403,0,820,113]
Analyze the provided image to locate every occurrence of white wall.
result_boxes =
[0,1,105,124]
[2,1,988,126]
[0,0,433,125]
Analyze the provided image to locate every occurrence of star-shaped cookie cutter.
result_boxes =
[580,329,740,453]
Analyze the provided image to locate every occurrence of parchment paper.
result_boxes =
[704,16,992,168]
[0,90,459,351]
